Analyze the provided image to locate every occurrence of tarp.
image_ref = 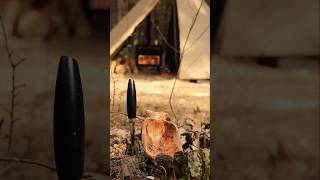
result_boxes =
[110,0,160,58]
[176,0,210,79]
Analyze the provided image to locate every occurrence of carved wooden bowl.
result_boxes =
[142,117,182,159]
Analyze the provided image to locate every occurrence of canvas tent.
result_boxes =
[110,0,210,80]
[176,0,210,80]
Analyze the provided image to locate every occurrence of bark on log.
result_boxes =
[122,133,210,179]
[121,146,210,179]
[174,149,210,179]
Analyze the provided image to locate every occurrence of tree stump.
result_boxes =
[120,110,211,179]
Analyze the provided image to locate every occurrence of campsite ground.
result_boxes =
[111,57,319,179]
[110,74,210,130]
[0,37,318,179]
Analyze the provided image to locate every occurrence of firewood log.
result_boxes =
[121,110,211,179]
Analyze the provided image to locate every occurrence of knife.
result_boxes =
[127,79,136,146]
[54,56,85,180]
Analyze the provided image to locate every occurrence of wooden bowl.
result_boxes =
[142,118,182,159]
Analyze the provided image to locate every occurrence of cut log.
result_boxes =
[120,110,211,179]
[120,155,143,179]
[174,149,210,179]
[142,117,182,159]
[122,147,211,179]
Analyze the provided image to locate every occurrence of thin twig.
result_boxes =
[0,16,13,65]
[6,33,15,156]
[0,15,26,156]
[169,0,205,121]
[184,25,209,52]
[0,105,10,114]
[0,163,14,175]
[151,19,180,54]
[149,1,206,121]
[110,71,118,111]
[151,18,209,54]
[0,118,3,136]
[0,157,55,171]
[14,58,27,67]
[14,83,26,91]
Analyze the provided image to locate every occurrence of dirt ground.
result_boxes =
[110,56,319,180]
[110,73,210,129]
[0,35,318,180]
[109,73,211,179]
[0,37,107,179]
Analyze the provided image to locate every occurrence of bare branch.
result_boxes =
[151,19,180,54]
[13,117,21,123]
[1,15,27,156]
[1,135,9,140]
[14,58,27,67]
[0,23,46,174]
[0,163,14,175]
[9,50,14,57]
[111,71,117,111]
[0,16,14,65]
[184,25,210,52]
[0,105,10,114]
[14,83,26,90]
[151,3,209,55]
[0,118,3,135]
[13,92,20,99]
[0,157,55,171]
[169,0,205,121]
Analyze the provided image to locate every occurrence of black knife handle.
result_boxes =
[54,56,84,180]
[127,79,136,118]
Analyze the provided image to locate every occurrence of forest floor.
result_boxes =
[109,73,210,130]
[0,36,318,180]
[110,57,319,180]
[110,73,210,179]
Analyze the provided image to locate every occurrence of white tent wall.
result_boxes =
[176,0,211,80]
[217,0,320,57]
[110,0,211,80]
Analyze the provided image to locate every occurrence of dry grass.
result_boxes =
[109,74,210,131]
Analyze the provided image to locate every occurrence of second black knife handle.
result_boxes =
[54,56,85,180]
[127,79,136,118]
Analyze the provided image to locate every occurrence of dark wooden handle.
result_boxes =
[127,79,136,119]
[54,56,85,180]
